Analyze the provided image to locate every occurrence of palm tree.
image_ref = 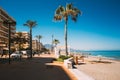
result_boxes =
[11,32,28,60]
[51,35,54,52]
[53,39,60,57]
[54,3,82,55]
[14,32,22,51]
[24,20,37,58]
[11,32,28,52]
[36,35,42,52]
[53,39,60,47]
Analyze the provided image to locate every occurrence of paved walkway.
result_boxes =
[64,57,94,80]
[69,69,94,80]
[0,54,96,80]
[0,54,73,80]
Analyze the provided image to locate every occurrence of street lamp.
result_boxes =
[51,35,54,52]
[3,20,16,64]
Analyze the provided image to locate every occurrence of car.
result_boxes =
[21,50,27,55]
[10,51,22,58]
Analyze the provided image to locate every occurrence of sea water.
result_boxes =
[80,50,120,60]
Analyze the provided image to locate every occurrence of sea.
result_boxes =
[73,50,120,60]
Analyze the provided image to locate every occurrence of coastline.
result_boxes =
[71,50,120,61]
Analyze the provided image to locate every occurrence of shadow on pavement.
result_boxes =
[0,56,72,80]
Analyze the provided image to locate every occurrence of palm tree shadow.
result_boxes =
[0,56,74,80]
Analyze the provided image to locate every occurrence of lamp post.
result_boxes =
[3,20,16,64]
[51,35,54,52]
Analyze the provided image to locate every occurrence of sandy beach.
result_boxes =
[76,56,120,80]
[0,54,77,80]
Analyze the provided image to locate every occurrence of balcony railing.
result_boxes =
[0,29,8,34]
[0,35,8,39]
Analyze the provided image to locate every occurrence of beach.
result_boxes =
[76,56,120,80]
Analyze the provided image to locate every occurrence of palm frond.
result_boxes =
[54,3,82,22]
[54,15,62,21]
[69,7,82,22]
[63,12,68,18]
[71,16,77,22]
[66,3,73,10]
[72,7,82,15]
[53,39,60,45]
[24,20,37,28]
[55,6,61,14]
[59,6,65,12]
[23,23,29,26]
[36,35,42,39]
[55,5,65,14]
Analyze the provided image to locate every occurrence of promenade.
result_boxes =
[0,54,77,80]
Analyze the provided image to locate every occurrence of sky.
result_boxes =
[0,0,120,50]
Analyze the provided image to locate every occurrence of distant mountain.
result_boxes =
[44,44,87,52]
[70,48,81,52]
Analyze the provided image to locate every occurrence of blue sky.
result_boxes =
[0,0,120,50]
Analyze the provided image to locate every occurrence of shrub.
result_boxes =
[57,58,64,62]
[57,55,70,62]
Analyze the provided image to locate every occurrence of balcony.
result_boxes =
[0,35,8,39]
[11,30,16,34]
[0,29,8,34]
[0,11,15,23]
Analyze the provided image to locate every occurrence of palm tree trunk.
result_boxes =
[18,42,22,60]
[19,42,20,52]
[37,40,38,53]
[65,20,68,56]
[30,27,32,58]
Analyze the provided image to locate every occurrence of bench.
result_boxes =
[64,57,73,69]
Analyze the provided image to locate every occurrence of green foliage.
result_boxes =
[57,55,70,62]
[52,39,60,46]
[59,55,70,59]
[57,58,64,62]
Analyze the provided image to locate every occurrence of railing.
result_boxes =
[0,35,8,39]
[0,29,8,34]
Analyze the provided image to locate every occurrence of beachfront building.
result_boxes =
[32,39,43,51]
[32,40,38,51]
[14,31,30,50]
[15,31,44,51]
[15,32,44,51]
[0,7,16,51]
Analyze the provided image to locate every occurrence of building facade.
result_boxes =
[0,7,16,51]
[14,32,30,50]
[15,32,43,51]
[32,39,43,51]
